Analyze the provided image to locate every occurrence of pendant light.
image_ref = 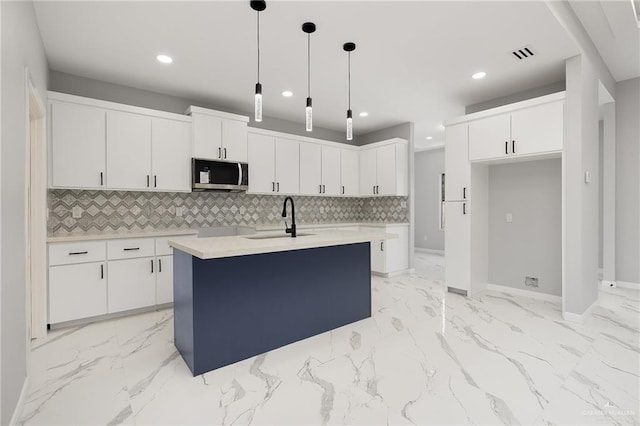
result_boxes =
[302,22,316,132]
[250,1,266,122]
[343,42,356,140]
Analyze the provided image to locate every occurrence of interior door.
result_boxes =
[247,133,276,193]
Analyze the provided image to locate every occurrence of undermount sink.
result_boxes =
[244,233,315,240]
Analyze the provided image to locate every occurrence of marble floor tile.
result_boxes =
[19,252,640,425]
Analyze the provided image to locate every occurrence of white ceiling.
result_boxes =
[569,0,640,83]
[33,1,579,148]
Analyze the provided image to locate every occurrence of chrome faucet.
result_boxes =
[281,197,297,237]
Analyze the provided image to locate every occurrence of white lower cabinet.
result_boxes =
[156,255,174,304]
[48,235,191,325]
[360,225,409,274]
[49,262,107,323]
[107,257,157,313]
[444,201,470,293]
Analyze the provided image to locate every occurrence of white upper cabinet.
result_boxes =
[340,149,359,196]
[359,140,408,196]
[275,138,300,195]
[510,101,563,156]
[189,106,249,162]
[468,114,510,161]
[106,111,152,190]
[50,102,106,189]
[247,133,276,194]
[321,146,341,196]
[299,143,322,195]
[151,118,191,192]
[445,124,470,202]
[359,147,377,196]
[468,99,564,162]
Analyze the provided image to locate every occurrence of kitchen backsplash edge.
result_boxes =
[48,190,409,236]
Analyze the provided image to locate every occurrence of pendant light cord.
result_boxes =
[257,11,260,83]
[307,34,311,97]
[348,52,351,109]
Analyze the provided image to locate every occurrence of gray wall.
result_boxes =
[1,1,49,423]
[615,77,640,284]
[598,120,603,269]
[356,122,412,146]
[488,159,562,296]
[414,148,444,251]
[49,70,350,144]
[465,81,566,114]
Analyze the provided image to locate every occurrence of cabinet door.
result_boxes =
[152,118,191,192]
[247,133,276,193]
[321,146,341,196]
[107,258,157,313]
[51,102,106,189]
[275,138,300,195]
[156,255,173,304]
[359,148,377,196]
[360,227,386,273]
[192,114,222,160]
[468,114,510,161]
[376,144,398,196]
[445,124,470,201]
[340,149,359,196]
[299,143,322,195]
[510,101,563,156]
[384,226,409,273]
[222,120,248,162]
[49,263,107,323]
[106,111,152,190]
[444,201,470,292]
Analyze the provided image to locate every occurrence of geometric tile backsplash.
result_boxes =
[48,190,409,236]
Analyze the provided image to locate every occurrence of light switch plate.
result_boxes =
[585,171,592,183]
[506,213,513,223]
[71,206,83,219]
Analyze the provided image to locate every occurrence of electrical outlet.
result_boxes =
[525,277,539,288]
[423,235,428,241]
[506,213,513,223]
[176,206,183,217]
[71,206,83,219]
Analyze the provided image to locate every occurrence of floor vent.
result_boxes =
[512,46,535,60]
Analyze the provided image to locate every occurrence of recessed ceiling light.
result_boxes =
[281,90,293,97]
[359,112,368,117]
[156,54,173,64]
[426,136,433,140]
[472,71,487,80]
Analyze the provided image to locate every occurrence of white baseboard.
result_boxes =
[414,247,444,255]
[373,268,414,278]
[616,281,640,290]
[562,298,598,323]
[486,283,562,303]
[9,376,29,425]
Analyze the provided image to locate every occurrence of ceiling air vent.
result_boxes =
[511,45,535,60]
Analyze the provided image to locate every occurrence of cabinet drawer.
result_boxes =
[107,238,155,260]
[49,241,106,266]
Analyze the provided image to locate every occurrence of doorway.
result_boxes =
[25,70,47,339]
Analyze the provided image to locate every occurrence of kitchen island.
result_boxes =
[168,230,395,376]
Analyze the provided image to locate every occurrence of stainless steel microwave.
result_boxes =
[192,158,248,192]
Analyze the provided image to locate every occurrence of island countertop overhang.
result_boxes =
[168,230,397,260]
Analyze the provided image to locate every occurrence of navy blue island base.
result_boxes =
[173,242,372,376]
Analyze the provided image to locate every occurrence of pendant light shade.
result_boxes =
[251,1,266,122]
[343,42,356,141]
[302,22,316,132]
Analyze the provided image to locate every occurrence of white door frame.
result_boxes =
[25,68,47,340]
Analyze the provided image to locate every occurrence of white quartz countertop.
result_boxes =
[168,230,397,260]
[253,222,409,231]
[47,229,198,243]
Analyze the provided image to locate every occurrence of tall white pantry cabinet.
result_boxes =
[444,92,565,296]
